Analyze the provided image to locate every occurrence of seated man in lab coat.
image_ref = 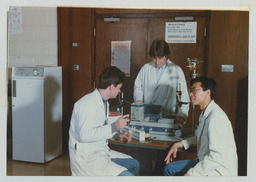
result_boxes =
[134,39,189,122]
[69,66,140,176]
[164,76,238,176]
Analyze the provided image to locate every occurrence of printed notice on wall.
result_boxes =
[111,41,131,76]
[165,22,197,43]
[9,6,23,34]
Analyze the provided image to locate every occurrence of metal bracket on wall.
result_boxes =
[175,16,194,21]
[104,17,120,22]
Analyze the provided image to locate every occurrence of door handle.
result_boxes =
[12,80,16,97]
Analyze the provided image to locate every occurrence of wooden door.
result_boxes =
[95,17,149,112]
[95,10,207,126]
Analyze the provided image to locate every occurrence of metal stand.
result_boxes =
[116,92,131,116]
[187,58,203,134]
[191,68,197,134]
[120,92,124,115]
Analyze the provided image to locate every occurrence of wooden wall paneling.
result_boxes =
[95,8,208,18]
[207,10,249,130]
[58,7,95,149]
[207,11,249,175]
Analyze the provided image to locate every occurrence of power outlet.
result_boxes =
[221,65,234,72]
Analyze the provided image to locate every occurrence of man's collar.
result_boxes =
[155,62,167,69]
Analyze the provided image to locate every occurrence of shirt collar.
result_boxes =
[102,97,107,104]
[155,62,167,70]
[97,89,107,104]
[202,100,215,117]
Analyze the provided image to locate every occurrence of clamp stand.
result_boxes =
[187,58,203,134]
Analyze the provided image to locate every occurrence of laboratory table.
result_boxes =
[109,138,196,176]
[108,138,174,150]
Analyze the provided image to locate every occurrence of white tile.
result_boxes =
[22,12,34,26]
[47,11,57,26]
[34,25,57,41]
[9,42,23,56]
[48,41,58,56]
[8,7,58,70]
[23,41,48,56]
[39,7,57,12]
[21,7,34,12]
[33,11,48,25]
[8,55,34,68]
[34,55,58,67]
[21,7,40,12]
[9,26,34,41]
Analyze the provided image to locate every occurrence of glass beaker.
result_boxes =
[189,61,196,71]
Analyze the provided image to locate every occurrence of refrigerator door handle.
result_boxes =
[13,80,16,97]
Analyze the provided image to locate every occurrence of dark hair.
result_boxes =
[190,76,216,99]
[149,40,170,59]
[98,66,126,89]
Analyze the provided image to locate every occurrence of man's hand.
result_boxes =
[115,114,130,130]
[164,142,184,164]
[184,173,191,176]
[118,132,132,143]
[136,100,143,103]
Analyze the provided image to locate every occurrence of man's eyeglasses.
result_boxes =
[189,88,202,94]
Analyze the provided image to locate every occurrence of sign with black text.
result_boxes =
[165,22,197,43]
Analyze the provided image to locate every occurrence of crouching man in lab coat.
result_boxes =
[134,39,189,123]
[69,66,140,176]
[164,76,238,176]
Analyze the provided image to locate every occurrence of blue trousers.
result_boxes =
[111,158,140,176]
[164,159,199,176]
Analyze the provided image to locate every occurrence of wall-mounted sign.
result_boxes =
[9,7,23,34]
[165,22,197,43]
[111,41,131,76]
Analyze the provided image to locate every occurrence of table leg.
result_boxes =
[153,150,168,176]
[134,148,154,176]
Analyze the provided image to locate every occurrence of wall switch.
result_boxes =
[74,65,79,71]
[72,43,78,47]
[221,65,234,72]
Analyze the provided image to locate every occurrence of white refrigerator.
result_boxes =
[12,67,62,163]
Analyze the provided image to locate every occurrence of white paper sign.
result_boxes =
[111,41,131,76]
[165,22,197,43]
[9,7,23,34]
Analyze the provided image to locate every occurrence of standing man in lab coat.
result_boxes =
[133,39,189,175]
[69,66,140,176]
[164,76,238,176]
[134,39,189,122]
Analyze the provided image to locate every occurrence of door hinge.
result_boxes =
[204,27,207,37]
[93,81,96,89]
[94,27,96,37]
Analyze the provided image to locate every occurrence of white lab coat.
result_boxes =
[181,101,238,176]
[134,59,189,117]
[69,89,132,176]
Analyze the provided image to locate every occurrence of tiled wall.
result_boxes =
[7,7,58,147]
[8,7,57,69]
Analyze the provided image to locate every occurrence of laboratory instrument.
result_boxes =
[12,66,62,163]
[130,103,144,121]
[127,127,146,142]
